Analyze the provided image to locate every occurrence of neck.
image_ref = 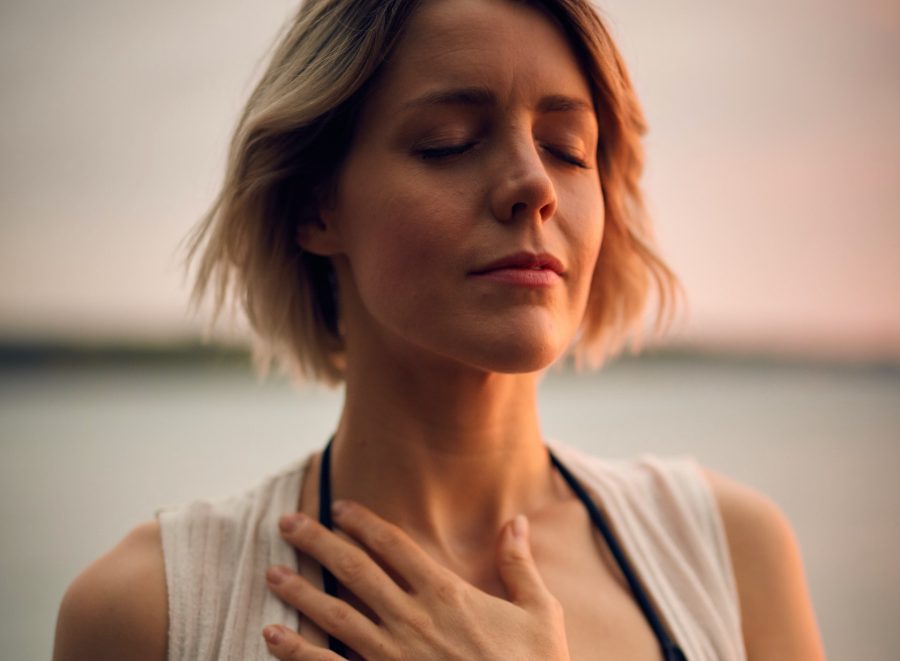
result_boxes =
[327,344,559,567]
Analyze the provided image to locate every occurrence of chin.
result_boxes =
[465,332,566,375]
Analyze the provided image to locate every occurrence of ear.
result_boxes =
[296,217,342,256]
[296,188,343,256]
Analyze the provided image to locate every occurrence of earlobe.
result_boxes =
[296,181,343,256]
[296,217,342,256]
[295,220,328,257]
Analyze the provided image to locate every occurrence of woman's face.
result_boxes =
[317,0,604,374]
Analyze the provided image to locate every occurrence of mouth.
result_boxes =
[471,251,566,276]
[469,251,565,288]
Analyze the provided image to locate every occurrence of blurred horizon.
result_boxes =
[2,337,898,375]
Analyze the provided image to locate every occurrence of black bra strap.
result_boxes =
[317,437,349,657]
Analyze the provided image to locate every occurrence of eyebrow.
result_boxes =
[400,86,594,114]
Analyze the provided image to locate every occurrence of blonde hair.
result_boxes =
[187,0,681,385]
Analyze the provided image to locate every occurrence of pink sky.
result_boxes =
[1,0,898,360]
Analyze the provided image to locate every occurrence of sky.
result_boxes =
[1,0,898,360]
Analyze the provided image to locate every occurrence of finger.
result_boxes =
[495,514,552,609]
[266,565,386,657]
[262,624,344,661]
[331,499,450,593]
[279,512,409,620]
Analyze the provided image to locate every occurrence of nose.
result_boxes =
[489,135,558,224]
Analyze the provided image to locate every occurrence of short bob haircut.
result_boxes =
[187,0,681,385]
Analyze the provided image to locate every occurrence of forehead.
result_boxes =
[364,0,594,114]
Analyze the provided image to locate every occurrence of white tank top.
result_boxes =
[157,442,745,660]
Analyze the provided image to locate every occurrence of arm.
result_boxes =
[53,520,168,661]
[701,468,825,661]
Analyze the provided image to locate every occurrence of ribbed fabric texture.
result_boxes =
[158,443,745,660]
[158,459,305,661]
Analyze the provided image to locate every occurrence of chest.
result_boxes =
[293,457,672,660]
[295,506,668,660]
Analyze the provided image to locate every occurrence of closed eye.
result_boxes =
[416,141,589,169]
[542,145,589,169]
[417,143,477,160]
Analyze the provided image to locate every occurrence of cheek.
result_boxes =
[561,180,605,294]
[340,178,465,310]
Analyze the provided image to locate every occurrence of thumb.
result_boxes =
[495,514,550,608]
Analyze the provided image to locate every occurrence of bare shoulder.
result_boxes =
[53,520,168,661]
[698,467,825,661]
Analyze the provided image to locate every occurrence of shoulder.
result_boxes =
[53,520,167,661]
[698,467,825,661]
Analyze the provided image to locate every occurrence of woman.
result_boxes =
[53,0,825,659]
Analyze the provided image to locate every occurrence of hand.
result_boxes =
[262,500,570,661]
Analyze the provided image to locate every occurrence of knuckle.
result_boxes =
[497,549,529,573]
[371,525,402,553]
[334,552,363,583]
[324,601,353,628]
[432,578,463,607]
[503,546,530,564]
[405,609,435,636]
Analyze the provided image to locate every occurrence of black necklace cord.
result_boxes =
[547,448,688,661]
[312,437,686,660]
[318,437,350,658]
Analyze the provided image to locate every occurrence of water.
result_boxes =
[2,356,898,659]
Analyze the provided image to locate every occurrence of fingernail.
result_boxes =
[332,499,348,518]
[513,514,528,540]
[266,565,290,585]
[279,513,306,533]
[263,625,283,645]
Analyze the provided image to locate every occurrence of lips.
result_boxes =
[471,251,565,276]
